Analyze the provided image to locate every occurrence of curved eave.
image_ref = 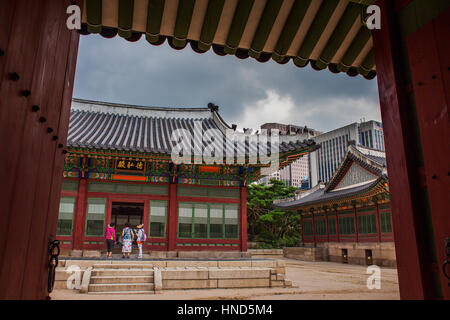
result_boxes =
[81,0,377,79]
[66,141,317,168]
[273,175,388,210]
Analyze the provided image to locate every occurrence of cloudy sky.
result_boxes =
[73,34,381,133]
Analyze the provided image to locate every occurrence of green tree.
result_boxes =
[247,179,301,247]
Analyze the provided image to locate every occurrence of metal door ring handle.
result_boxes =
[443,260,450,280]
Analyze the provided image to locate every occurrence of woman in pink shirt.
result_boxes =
[105,223,116,258]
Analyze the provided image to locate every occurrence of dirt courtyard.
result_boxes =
[51,258,400,300]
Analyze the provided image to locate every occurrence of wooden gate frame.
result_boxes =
[0,0,448,299]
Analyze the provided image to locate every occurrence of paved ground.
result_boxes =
[51,258,400,300]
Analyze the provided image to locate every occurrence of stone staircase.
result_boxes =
[88,264,155,294]
[56,259,296,293]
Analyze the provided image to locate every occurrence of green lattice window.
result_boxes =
[209,204,224,238]
[328,218,337,235]
[177,202,239,239]
[85,198,106,237]
[380,212,392,233]
[177,186,239,199]
[315,219,326,236]
[357,214,378,234]
[57,196,75,236]
[149,201,167,238]
[303,221,313,236]
[224,204,239,239]
[339,216,355,235]
[61,180,78,192]
[88,182,168,195]
[194,204,208,238]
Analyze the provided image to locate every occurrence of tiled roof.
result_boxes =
[273,175,387,209]
[365,154,386,167]
[67,99,316,159]
[81,0,377,79]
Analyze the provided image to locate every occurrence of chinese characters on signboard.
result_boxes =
[115,159,145,172]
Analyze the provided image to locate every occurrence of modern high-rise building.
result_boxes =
[309,120,385,187]
[257,123,321,187]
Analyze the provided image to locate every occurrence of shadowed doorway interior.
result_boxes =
[111,202,144,252]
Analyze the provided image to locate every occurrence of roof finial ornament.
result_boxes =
[207,102,219,112]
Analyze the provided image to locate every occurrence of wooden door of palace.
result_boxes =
[0,0,81,299]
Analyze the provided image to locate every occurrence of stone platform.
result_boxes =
[55,258,293,294]
[61,250,251,259]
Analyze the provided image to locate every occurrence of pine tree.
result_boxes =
[247,179,301,247]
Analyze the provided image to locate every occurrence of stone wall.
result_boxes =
[319,242,396,267]
[249,249,284,258]
[283,247,328,261]
[284,242,396,267]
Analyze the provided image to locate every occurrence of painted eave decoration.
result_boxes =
[80,0,377,79]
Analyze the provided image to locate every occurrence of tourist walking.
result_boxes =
[121,223,134,259]
[105,223,116,258]
[136,224,147,259]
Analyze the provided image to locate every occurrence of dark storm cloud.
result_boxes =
[74,35,380,132]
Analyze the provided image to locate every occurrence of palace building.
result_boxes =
[274,143,396,267]
[57,99,317,256]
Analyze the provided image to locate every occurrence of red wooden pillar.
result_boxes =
[142,200,150,244]
[405,8,450,298]
[353,206,358,242]
[300,212,304,245]
[239,186,248,252]
[311,209,316,245]
[325,208,329,242]
[375,203,382,242]
[372,0,448,299]
[73,178,88,250]
[167,182,178,251]
[335,209,340,242]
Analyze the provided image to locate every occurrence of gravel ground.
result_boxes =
[51,258,399,300]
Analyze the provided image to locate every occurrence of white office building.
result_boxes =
[309,120,385,187]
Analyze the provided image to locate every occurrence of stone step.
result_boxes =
[90,275,154,284]
[91,269,154,276]
[88,290,155,295]
[88,283,154,292]
[93,264,154,269]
